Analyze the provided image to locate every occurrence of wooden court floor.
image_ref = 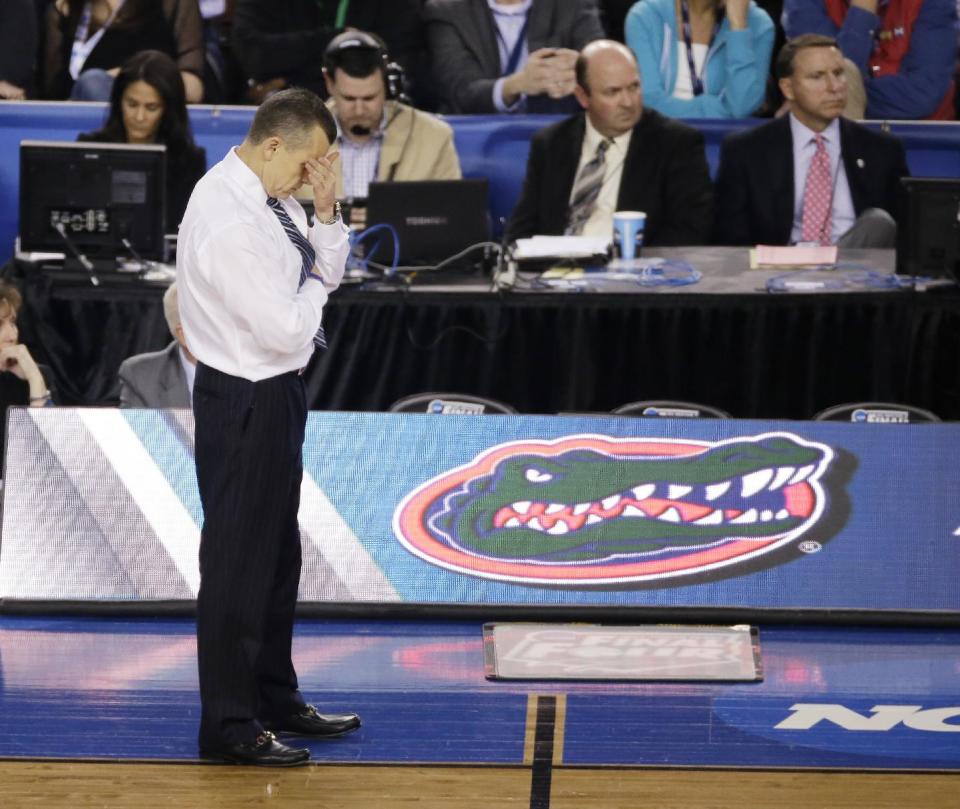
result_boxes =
[0,761,956,808]
[1,615,958,807]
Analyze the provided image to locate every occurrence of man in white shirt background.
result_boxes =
[177,87,360,768]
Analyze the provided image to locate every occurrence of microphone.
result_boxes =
[121,237,151,278]
[53,222,99,286]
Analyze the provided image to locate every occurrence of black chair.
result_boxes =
[611,400,731,418]
[813,402,941,423]
[388,392,517,415]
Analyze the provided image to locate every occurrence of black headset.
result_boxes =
[322,30,407,102]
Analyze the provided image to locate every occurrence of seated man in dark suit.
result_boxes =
[506,39,713,245]
[119,283,194,408]
[714,34,910,248]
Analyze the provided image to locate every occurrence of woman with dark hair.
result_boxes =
[0,281,54,464]
[78,50,207,229]
[43,0,203,102]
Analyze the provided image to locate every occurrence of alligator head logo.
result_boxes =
[393,432,836,585]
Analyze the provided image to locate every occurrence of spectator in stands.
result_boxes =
[119,283,194,408]
[713,34,909,246]
[506,40,713,244]
[423,0,606,114]
[599,0,638,41]
[783,0,957,119]
[78,50,207,229]
[319,31,461,228]
[42,0,204,102]
[624,0,775,117]
[0,282,54,461]
[0,0,38,99]
[231,0,423,104]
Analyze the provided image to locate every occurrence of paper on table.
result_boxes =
[513,235,610,259]
[751,244,838,267]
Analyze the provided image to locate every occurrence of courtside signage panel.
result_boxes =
[0,409,958,616]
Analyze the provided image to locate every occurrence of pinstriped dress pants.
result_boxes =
[193,361,309,747]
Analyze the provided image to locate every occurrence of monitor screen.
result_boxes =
[896,177,960,281]
[19,140,167,263]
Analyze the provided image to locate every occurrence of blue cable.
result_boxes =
[348,223,400,276]
[765,264,915,293]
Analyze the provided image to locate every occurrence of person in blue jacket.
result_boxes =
[782,0,956,120]
[625,0,775,117]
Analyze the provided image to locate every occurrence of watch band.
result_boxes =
[317,200,341,226]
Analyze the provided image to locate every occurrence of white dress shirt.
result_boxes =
[789,114,856,245]
[570,117,633,240]
[177,147,349,381]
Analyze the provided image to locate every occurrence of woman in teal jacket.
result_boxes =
[625,0,774,118]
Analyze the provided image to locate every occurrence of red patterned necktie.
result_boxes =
[800,133,833,246]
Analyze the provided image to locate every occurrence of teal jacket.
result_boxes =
[625,0,774,118]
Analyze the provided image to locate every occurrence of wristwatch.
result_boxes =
[317,201,341,226]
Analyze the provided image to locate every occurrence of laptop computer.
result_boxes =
[896,177,960,281]
[365,179,491,266]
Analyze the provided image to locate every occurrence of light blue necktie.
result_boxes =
[265,196,327,350]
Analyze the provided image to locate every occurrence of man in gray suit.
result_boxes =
[119,284,195,408]
[423,0,605,113]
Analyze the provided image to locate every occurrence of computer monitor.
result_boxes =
[896,177,960,281]
[19,140,167,267]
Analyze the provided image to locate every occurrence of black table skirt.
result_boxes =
[9,260,960,419]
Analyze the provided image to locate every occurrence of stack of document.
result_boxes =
[513,235,611,260]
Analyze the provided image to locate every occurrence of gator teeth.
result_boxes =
[601,494,621,511]
[528,517,544,531]
[546,521,569,535]
[505,517,521,528]
[622,505,646,517]
[768,466,796,491]
[513,501,531,515]
[694,509,724,525]
[776,509,789,520]
[659,507,682,523]
[787,464,815,485]
[761,510,774,522]
[705,481,730,501]
[731,508,758,525]
[741,468,774,498]
[631,484,656,500]
[573,503,591,515]
[545,503,565,514]
[668,484,692,500]
[586,514,602,525]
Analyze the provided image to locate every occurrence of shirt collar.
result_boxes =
[789,113,841,147]
[487,0,533,17]
[224,145,270,204]
[583,116,631,154]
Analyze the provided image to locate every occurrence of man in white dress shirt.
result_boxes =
[177,88,360,767]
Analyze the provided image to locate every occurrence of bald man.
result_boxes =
[506,39,713,245]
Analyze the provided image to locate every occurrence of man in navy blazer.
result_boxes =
[506,39,713,246]
[714,34,910,247]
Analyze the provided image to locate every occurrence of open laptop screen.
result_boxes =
[366,179,490,265]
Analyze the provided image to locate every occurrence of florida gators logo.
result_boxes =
[393,432,836,584]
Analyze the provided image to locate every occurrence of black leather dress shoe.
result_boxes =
[200,731,310,766]
[262,704,361,737]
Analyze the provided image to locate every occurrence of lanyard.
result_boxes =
[495,14,530,77]
[69,0,126,80]
[679,0,721,97]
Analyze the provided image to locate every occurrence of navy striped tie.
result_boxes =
[266,196,327,349]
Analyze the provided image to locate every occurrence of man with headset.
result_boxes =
[321,31,462,228]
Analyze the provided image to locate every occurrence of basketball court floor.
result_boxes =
[0,614,957,807]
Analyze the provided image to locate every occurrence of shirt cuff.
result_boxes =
[493,77,525,113]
